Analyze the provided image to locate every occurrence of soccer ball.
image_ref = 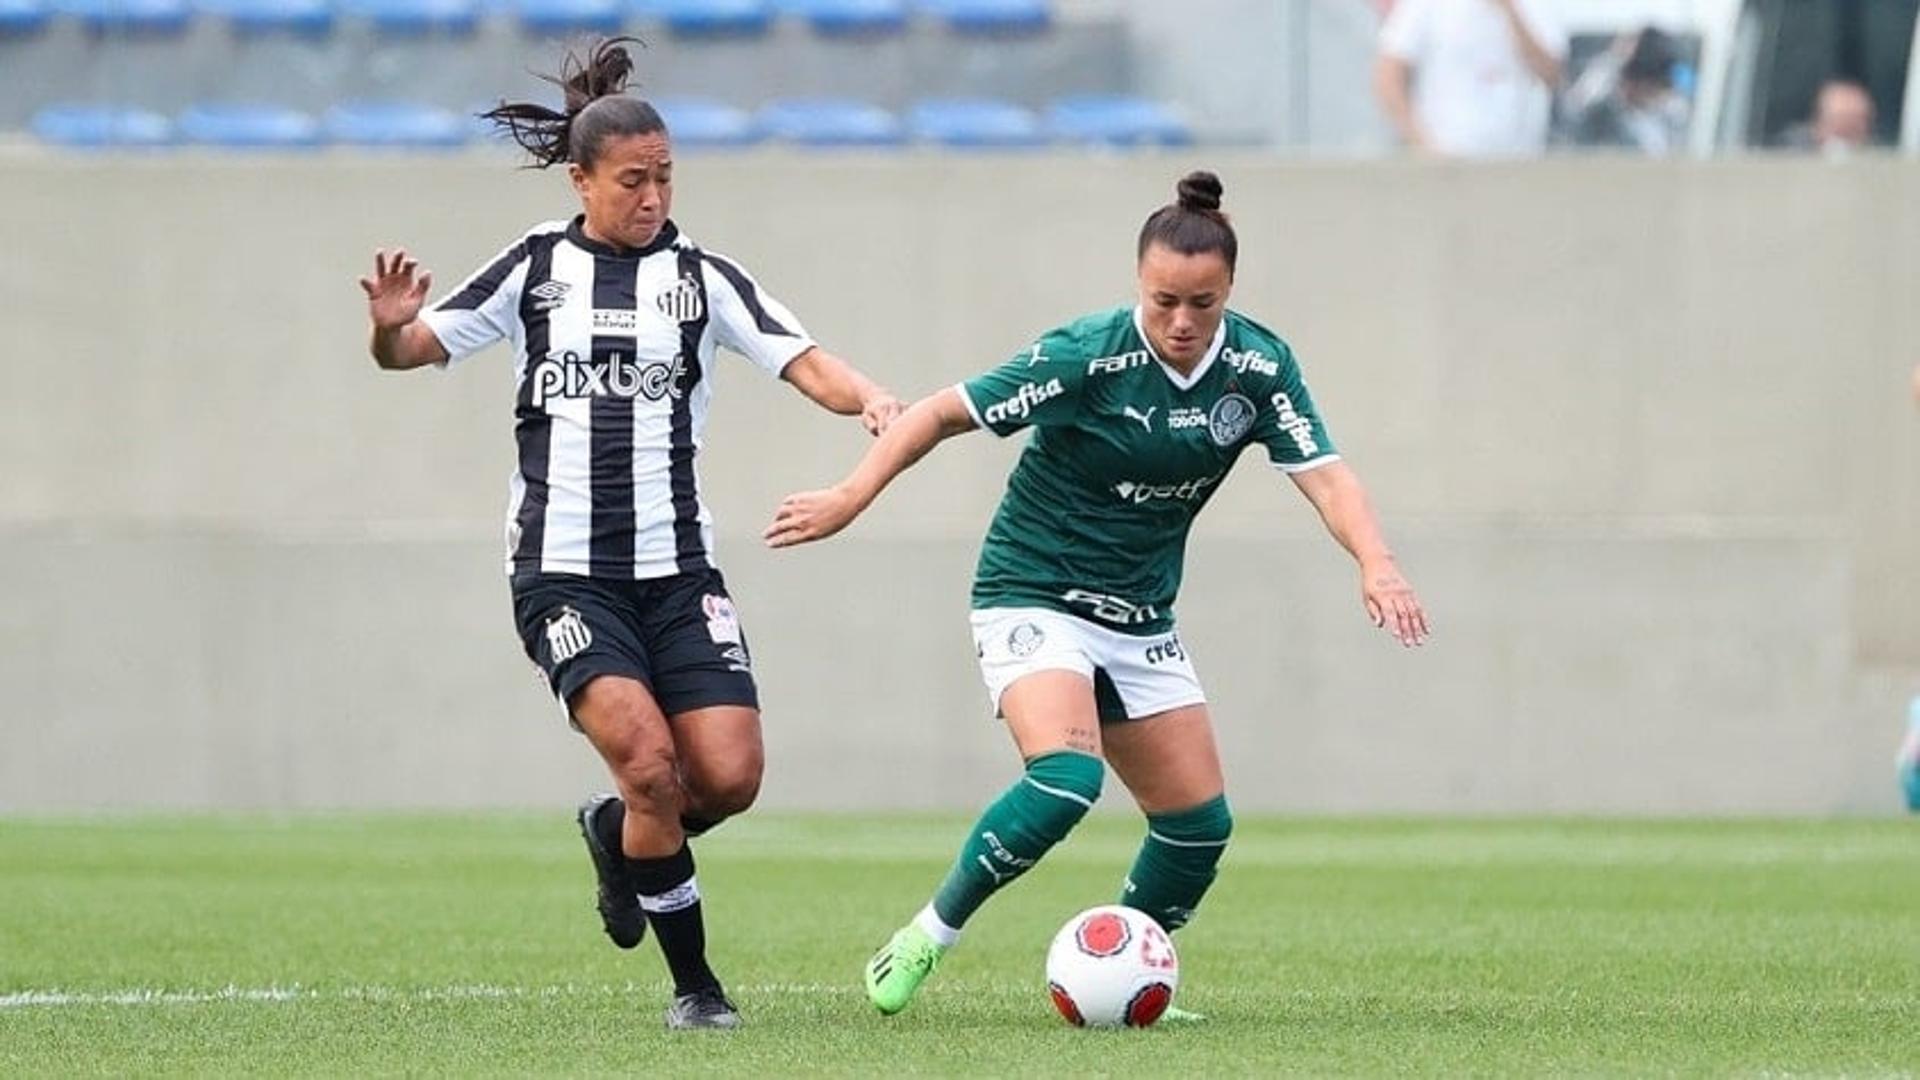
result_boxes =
[1045,904,1179,1027]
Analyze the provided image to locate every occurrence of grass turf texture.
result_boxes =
[4,815,1918,1076]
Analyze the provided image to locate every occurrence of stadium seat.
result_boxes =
[1047,95,1190,147]
[770,0,904,36]
[651,97,761,148]
[0,0,50,34]
[908,98,1045,148]
[192,0,333,35]
[324,102,468,148]
[49,0,192,34]
[30,104,174,147]
[756,98,903,147]
[514,0,622,35]
[628,0,769,36]
[176,103,323,148]
[916,0,1047,35]
[338,0,479,35]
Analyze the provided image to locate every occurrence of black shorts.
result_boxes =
[511,568,759,719]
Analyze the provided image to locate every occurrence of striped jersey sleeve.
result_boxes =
[419,229,546,364]
[700,251,815,376]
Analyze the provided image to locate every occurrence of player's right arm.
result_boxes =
[763,388,977,548]
[360,248,449,371]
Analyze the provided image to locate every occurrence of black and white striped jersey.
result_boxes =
[421,216,815,581]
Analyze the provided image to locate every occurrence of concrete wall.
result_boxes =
[1,151,1915,813]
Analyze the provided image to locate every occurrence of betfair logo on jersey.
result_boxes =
[1222,347,1279,378]
[983,378,1064,425]
[1112,474,1220,504]
[530,349,686,407]
[1086,350,1152,376]
[1270,392,1321,457]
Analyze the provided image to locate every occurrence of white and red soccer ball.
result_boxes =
[1045,904,1179,1028]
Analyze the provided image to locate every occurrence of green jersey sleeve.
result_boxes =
[956,327,1087,437]
[1254,343,1340,472]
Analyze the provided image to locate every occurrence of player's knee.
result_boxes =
[609,739,679,813]
[1023,750,1105,837]
[1151,794,1233,849]
[695,764,761,819]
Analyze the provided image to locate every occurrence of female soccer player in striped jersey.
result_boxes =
[358,38,901,1029]
[766,171,1429,1018]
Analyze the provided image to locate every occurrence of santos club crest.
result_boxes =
[656,275,704,324]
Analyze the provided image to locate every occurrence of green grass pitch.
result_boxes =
[4,814,1918,1076]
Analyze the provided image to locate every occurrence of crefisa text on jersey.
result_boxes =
[983,378,1065,425]
[1221,347,1278,377]
[530,349,688,407]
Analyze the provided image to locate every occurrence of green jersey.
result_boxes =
[957,305,1338,636]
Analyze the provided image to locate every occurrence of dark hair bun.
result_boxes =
[1176,171,1224,214]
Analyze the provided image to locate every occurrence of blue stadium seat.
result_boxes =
[325,102,468,148]
[177,103,323,148]
[757,98,903,147]
[338,0,478,35]
[0,0,51,34]
[1047,95,1190,147]
[771,0,903,35]
[31,105,174,147]
[192,0,332,34]
[651,97,761,148]
[50,0,192,34]
[515,0,622,35]
[916,0,1046,35]
[908,98,1045,148]
[629,0,770,36]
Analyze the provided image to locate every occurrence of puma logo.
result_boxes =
[1122,405,1157,432]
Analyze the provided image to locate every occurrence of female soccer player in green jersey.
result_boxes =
[765,171,1429,1017]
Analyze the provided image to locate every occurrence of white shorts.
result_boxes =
[969,607,1205,723]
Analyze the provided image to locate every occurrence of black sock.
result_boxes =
[593,800,632,879]
[628,843,719,995]
[680,814,722,839]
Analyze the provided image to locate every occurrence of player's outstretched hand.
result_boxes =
[360,248,432,330]
[1362,561,1429,648]
[765,487,862,548]
[862,392,905,436]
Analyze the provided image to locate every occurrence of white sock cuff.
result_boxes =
[639,875,700,914]
[914,903,962,948]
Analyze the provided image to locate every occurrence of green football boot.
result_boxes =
[864,923,946,1016]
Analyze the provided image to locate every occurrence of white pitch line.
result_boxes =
[0,982,864,1010]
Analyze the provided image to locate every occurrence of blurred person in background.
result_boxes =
[358,37,900,1030]
[1562,26,1690,156]
[766,171,1428,1019]
[1782,78,1878,156]
[1375,0,1567,157]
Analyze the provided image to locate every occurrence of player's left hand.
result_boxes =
[1362,561,1429,648]
[765,486,862,548]
[861,392,905,436]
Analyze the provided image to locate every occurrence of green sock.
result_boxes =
[931,751,1104,928]
[1120,795,1233,931]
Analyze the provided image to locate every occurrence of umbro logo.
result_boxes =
[529,280,571,312]
[1122,405,1157,433]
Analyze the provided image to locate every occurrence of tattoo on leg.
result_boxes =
[1065,726,1097,754]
